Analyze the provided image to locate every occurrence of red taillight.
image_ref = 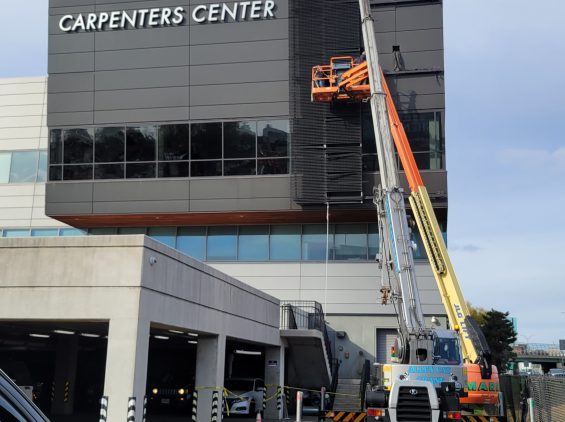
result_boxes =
[446,411,461,419]
[366,408,385,417]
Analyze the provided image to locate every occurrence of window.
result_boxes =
[95,127,125,163]
[63,128,93,164]
[368,223,379,259]
[2,229,30,238]
[302,224,332,261]
[31,228,59,237]
[207,226,237,261]
[224,159,255,176]
[49,129,63,164]
[177,227,206,260]
[257,120,289,157]
[258,158,288,175]
[10,152,39,183]
[0,153,11,183]
[159,124,189,161]
[191,160,221,177]
[158,162,189,178]
[334,224,367,260]
[37,151,47,182]
[238,226,269,261]
[95,164,124,180]
[191,123,222,160]
[126,163,155,179]
[126,126,157,162]
[224,121,256,159]
[148,227,177,248]
[59,228,86,236]
[270,225,300,261]
[63,164,92,181]
[89,228,118,235]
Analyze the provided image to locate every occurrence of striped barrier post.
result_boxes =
[127,396,136,422]
[211,390,220,422]
[50,381,55,402]
[284,386,291,419]
[277,386,283,412]
[63,380,70,403]
[191,390,198,421]
[262,386,267,413]
[142,396,147,422]
[98,396,108,422]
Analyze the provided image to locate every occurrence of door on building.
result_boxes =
[376,329,397,364]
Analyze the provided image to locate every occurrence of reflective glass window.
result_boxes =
[207,226,237,261]
[37,151,47,182]
[49,166,62,181]
[270,225,300,261]
[334,224,367,260]
[2,229,30,238]
[59,228,86,236]
[0,153,11,183]
[31,228,59,237]
[95,127,125,163]
[63,128,93,164]
[224,121,256,159]
[191,123,222,160]
[224,159,255,176]
[159,124,189,161]
[63,164,92,180]
[89,228,118,235]
[158,162,189,178]
[302,224,332,261]
[49,129,62,164]
[177,227,206,260]
[399,112,443,153]
[126,163,156,179]
[148,227,177,248]
[9,152,38,183]
[412,230,426,259]
[361,105,376,154]
[191,161,221,177]
[126,126,157,162]
[118,227,147,234]
[368,223,379,259]
[258,158,288,175]
[95,164,124,179]
[238,226,269,261]
[257,120,289,157]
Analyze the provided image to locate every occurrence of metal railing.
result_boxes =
[513,343,565,358]
[280,301,335,372]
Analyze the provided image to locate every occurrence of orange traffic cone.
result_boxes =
[256,411,262,422]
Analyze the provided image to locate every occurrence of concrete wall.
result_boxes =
[0,77,63,229]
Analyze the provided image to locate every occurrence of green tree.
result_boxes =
[480,309,517,370]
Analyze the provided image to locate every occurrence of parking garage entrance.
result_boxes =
[0,321,108,422]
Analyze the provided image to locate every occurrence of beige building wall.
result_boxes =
[0,77,66,229]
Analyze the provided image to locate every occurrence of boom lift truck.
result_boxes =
[311,1,504,420]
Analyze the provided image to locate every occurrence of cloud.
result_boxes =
[449,243,481,253]
[498,147,565,171]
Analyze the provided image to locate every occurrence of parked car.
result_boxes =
[548,368,565,377]
[224,378,264,415]
[0,368,49,421]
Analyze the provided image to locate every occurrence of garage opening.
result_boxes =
[0,320,108,422]
[145,325,197,421]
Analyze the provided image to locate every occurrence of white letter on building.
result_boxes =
[138,9,150,26]
[72,14,86,31]
[59,15,74,32]
[172,6,186,24]
[97,12,109,30]
[264,0,275,18]
[239,1,251,19]
[121,10,137,29]
[208,4,220,22]
[109,11,121,29]
[149,8,160,26]
[221,3,238,21]
[250,1,262,19]
[192,5,207,23]
[161,8,172,25]
[86,13,97,31]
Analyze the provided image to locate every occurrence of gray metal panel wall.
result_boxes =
[47,0,290,127]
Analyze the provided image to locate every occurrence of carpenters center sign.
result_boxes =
[59,1,276,32]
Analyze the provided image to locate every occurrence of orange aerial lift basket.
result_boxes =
[311,56,371,103]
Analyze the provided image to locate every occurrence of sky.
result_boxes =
[0,1,563,343]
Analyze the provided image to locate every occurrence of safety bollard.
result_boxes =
[296,391,303,422]
[191,390,198,422]
[98,396,108,422]
[142,396,147,422]
[127,397,136,422]
[277,386,283,412]
[262,386,267,414]
[211,390,220,422]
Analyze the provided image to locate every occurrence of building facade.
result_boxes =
[1,0,446,379]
